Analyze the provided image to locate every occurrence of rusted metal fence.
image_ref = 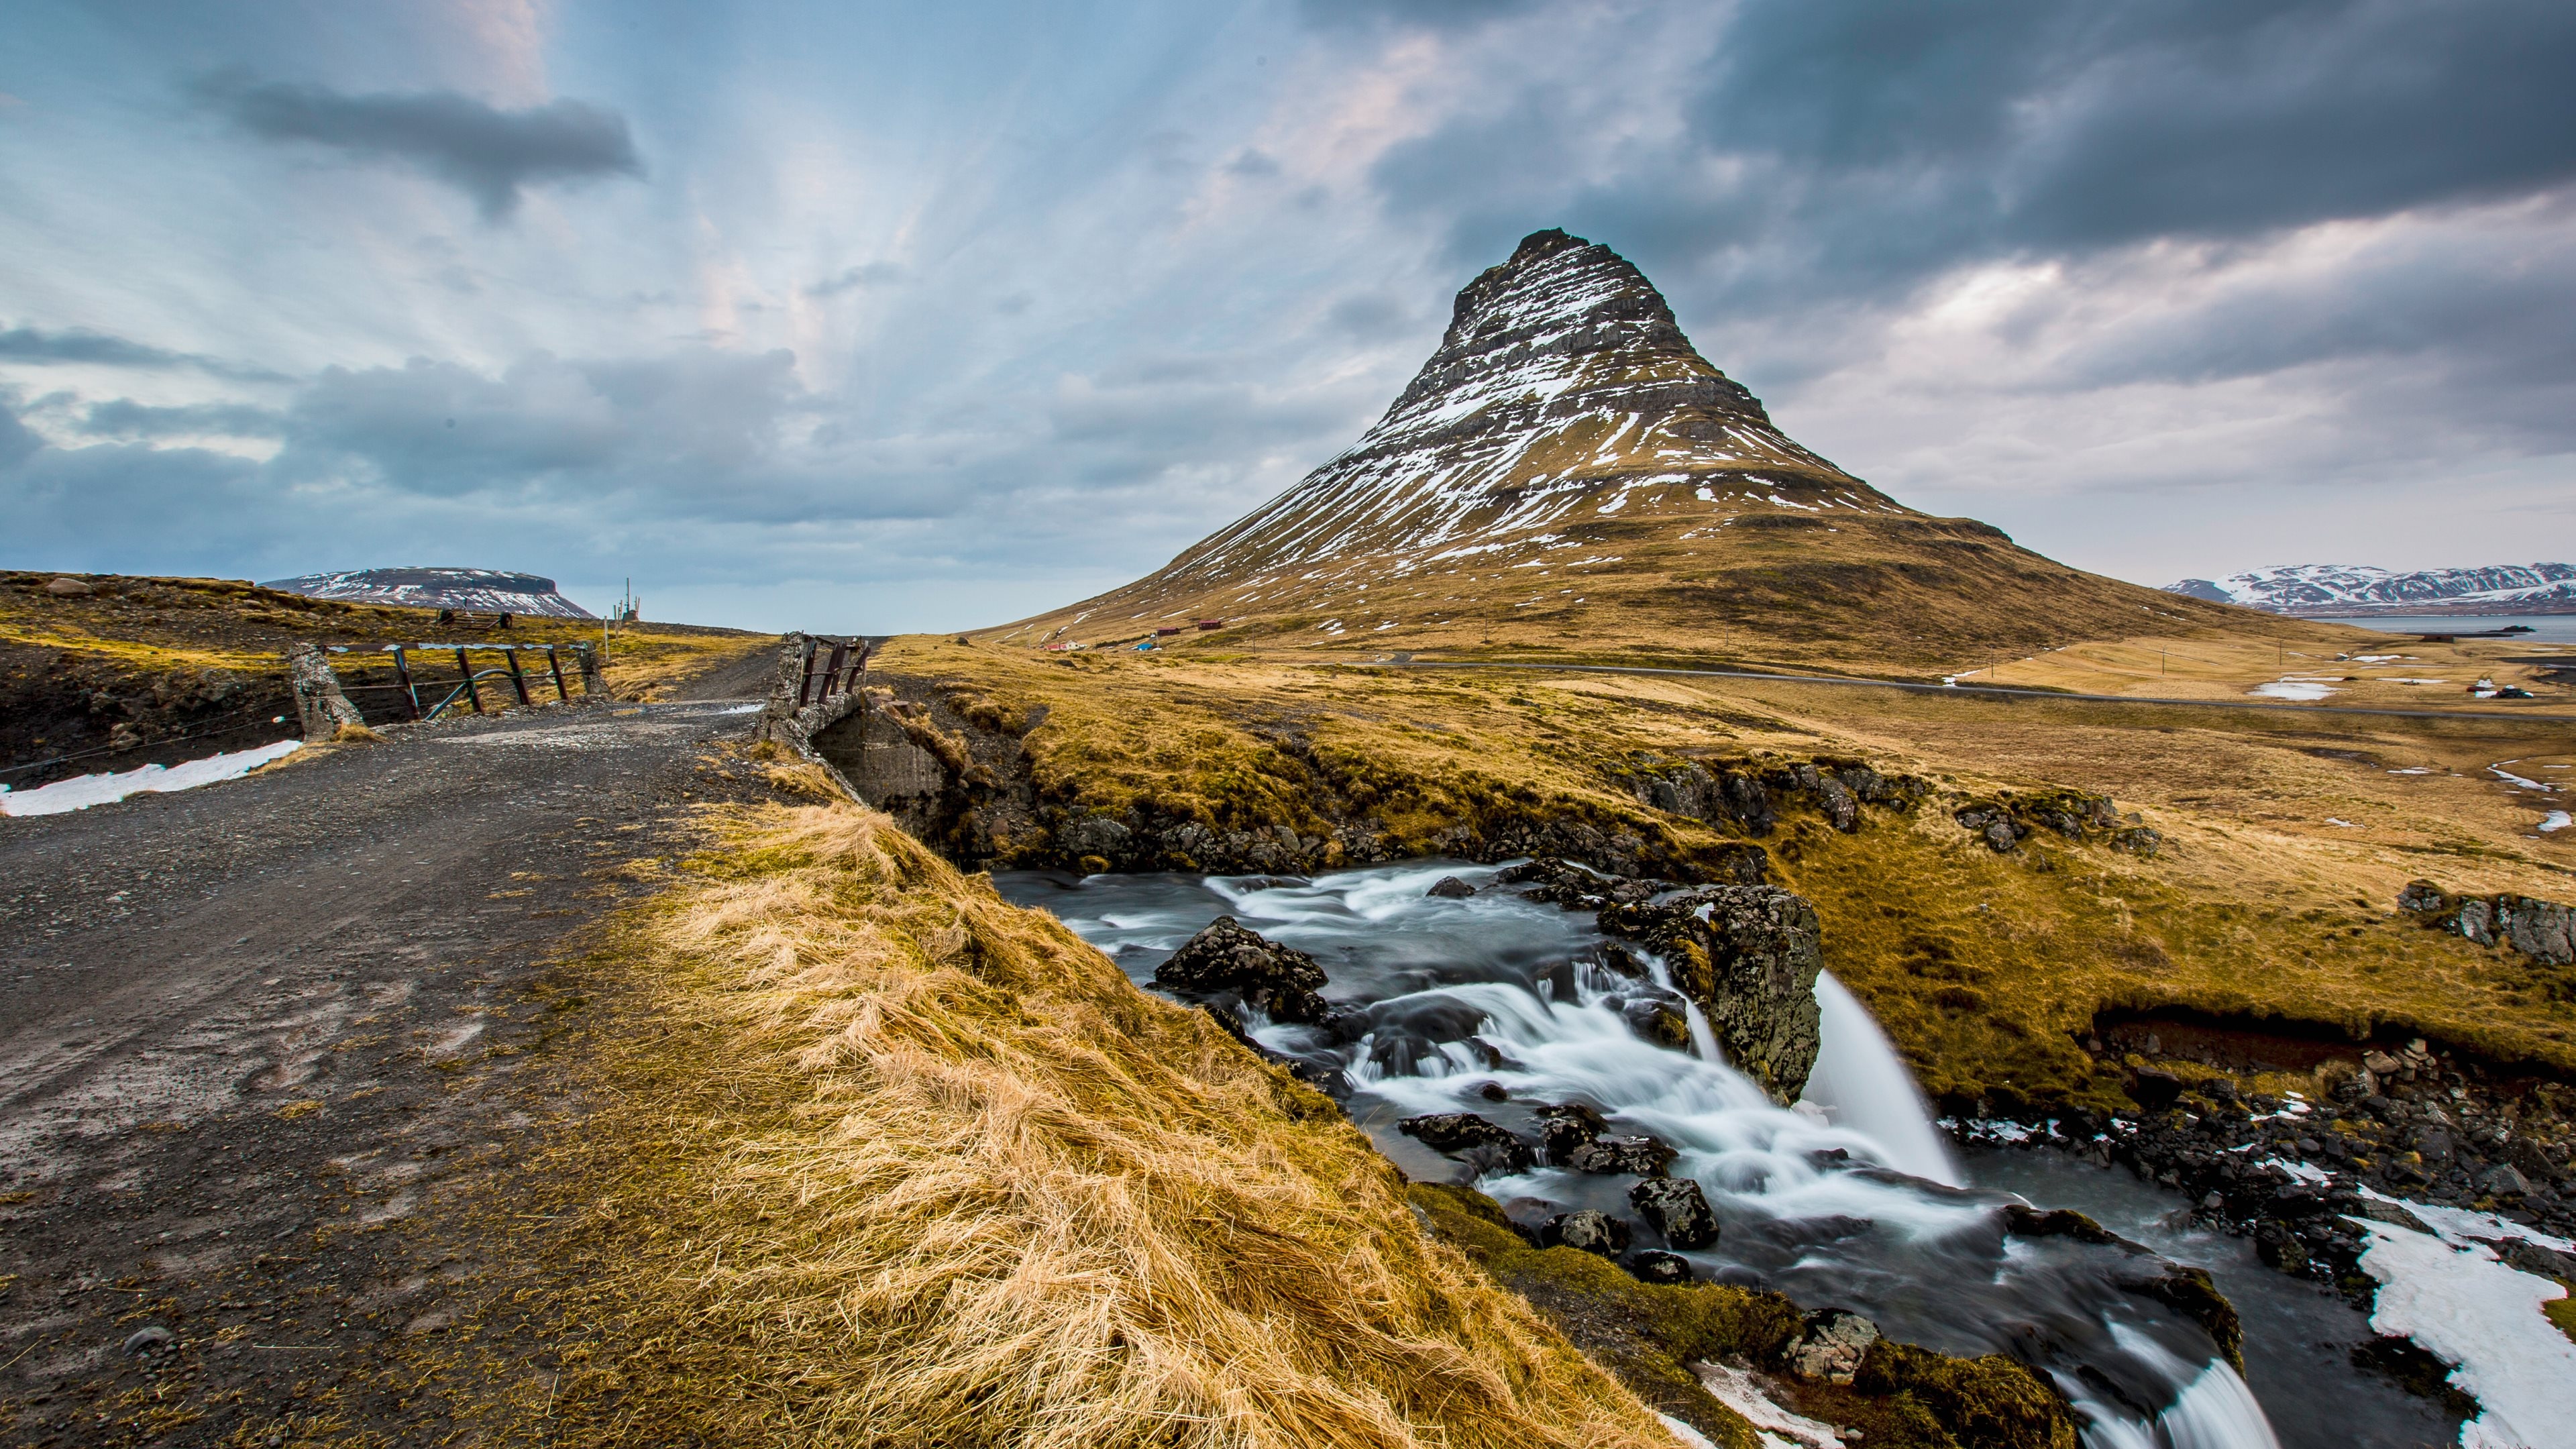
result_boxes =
[792,637,871,707]
[330,642,604,721]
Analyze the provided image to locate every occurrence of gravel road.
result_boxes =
[0,696,782,1446]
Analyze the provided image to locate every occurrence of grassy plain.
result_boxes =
[875,634,2576,1102]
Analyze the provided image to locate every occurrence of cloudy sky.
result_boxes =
[5,1,2572,630]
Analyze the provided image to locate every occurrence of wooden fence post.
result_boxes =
[391,646,421,720]
[457,648,483,713]
[577,643,605,696]
[504,647,533,707]
[545,645,570,702]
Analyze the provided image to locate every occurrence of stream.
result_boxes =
[997,857,2457,1448]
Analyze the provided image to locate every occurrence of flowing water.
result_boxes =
[998,859,2326,1448]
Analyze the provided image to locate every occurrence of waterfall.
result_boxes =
[1003,861,2286,1449]
[1800,972,1962,1187]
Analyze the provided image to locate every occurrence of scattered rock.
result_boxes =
[1786,1309,1879,1385]
[46,577,94,596]
[1425,875,1477,898]
[2003,1204,2121,1245]
[1541,1209,1631,1256]
[1535,1102,1612,1163]
[1397,1112,1534,1171]
[1628,1249,1695,1284]
[1152,916,1333,1024]
[2127,1066,2184,1111]
[2397,879,2576,965]
[122,1325,175,1355]
[2477,1163,2532,1198]
[1566,1134,1676,1177]
[1533,1102,1676,1177]
[1629,1176,1720,1248]
[1598,884,1823,1102]
[1611,991,1691,1052]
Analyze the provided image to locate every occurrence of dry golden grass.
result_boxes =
[871,637,2576,1096]
[1955,631,2575,707]
[480,801,1682,1448]
[0,570,771,706]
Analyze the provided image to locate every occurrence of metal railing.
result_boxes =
[793,637,871,707]
[333,642,602,721]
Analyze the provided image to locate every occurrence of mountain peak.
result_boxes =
[1152,231,1890,589]
[992,230,2209,665]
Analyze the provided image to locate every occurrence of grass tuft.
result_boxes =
[487,801,1678,1448]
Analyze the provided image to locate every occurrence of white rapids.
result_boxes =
[1004,858,2286,1448]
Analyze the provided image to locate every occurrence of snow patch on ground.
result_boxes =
[2541,811,2572,833]
[2251,679,2338,701]
[0,739,303,817]
[2352,1220,2576,1449]
[1691,1361,1847,1448]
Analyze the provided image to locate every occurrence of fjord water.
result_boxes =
[998,860,2297,1448]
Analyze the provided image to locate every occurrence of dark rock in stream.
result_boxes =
[1536,1102,1611,1162]
[1629,1176,1720,1248]
[1397,1112,1534,1171]
[1567,1134,1675,1177]
[1154,916,1333,1024]
[1627,1249,1694,1284]
[1424,875,1477,898]
[1541,1208,1630,1256]
[1598,884,1824,1103]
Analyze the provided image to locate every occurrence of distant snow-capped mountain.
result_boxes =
[262,567,595,619]
[2165,564,2576,615]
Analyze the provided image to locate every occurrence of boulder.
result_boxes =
[2478,1163,2533,1198]
[1614,993,1691,1052]
[1567,1134,1676,1177]
[1397,1112,1534,1171]
[1629,1176,1719,1248]
[2397,880,2451,916]
[1425,875,1477,899]
[1786,1309,1879,1385]
[1597,885,1824,1102]
[1629,1250,1695,1284]
[46,576,94,596]
[2127,1067,2185,1111]
[1536,1102,1611,1163]
[1153,916,1332,1024]
[1541,1209,1630,1256]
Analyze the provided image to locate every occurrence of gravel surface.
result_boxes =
[0,696,780,1446]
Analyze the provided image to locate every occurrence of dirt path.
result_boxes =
[0,696,782,1446]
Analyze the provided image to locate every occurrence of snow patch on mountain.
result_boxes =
[263,567,596,619]
[1159,229,1884,583]
[2166,564,2576,615]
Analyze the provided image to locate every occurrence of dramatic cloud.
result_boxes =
[0,325,288,382]
[193,71,643,219]
[3,1,2570,627]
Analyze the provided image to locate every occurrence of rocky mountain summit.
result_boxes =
[262,566,595,619]
[994,229,2252,667]
[2165,562,2576,616]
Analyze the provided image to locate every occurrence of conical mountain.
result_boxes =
[994,229,2261,671]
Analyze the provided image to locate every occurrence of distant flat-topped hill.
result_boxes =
[262,566,595,619]
[989,229,2284,672]
[2167,564,2576,616]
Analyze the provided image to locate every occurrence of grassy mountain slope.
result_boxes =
[984,230,2324,676]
